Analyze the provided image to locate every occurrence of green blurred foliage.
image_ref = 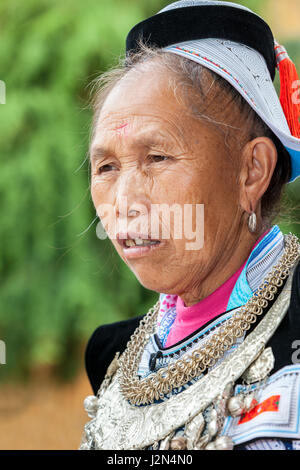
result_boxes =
[0,0,299,381]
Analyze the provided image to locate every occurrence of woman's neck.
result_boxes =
[180,227,268,307]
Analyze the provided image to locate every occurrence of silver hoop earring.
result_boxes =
[248,212,257,233]
[128,209,139,217]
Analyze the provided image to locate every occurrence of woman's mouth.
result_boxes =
[116,233,163,259]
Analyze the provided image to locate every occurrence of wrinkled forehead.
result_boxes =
[96,66,189,130]
[91,54,245,159]
[90,76,223,157]
[96,57,223,129]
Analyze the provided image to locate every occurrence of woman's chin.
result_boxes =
[130,271,175,295]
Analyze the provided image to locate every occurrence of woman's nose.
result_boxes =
[115,195,150,220]
[115,171,151,220]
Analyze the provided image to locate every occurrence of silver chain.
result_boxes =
[118,234,300,406]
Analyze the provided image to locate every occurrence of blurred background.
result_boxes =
[0,0,299,450]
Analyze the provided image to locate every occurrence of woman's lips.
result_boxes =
[121,241,163,259]
[116,232,164,259]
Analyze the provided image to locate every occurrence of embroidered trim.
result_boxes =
[174,45,256,106]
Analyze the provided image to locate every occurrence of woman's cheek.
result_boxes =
[91,177,110,207]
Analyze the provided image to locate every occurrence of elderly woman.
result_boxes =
[80,1,300,451]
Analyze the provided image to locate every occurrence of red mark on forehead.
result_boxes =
[114,123,128,131]
[113,123,129,137]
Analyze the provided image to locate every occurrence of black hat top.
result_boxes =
[126,4,276,81]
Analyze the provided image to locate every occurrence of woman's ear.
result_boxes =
[239,137,278,214]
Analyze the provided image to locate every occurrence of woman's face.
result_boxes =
[90,64,244,301]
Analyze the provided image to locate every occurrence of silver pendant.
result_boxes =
[242,347,275,384]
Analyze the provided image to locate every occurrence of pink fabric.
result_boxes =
[165,232,269,348]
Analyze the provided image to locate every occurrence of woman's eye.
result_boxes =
[97,164,117,174]
[149,155,169,163]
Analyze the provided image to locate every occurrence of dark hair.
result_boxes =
[88,43,291,226]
